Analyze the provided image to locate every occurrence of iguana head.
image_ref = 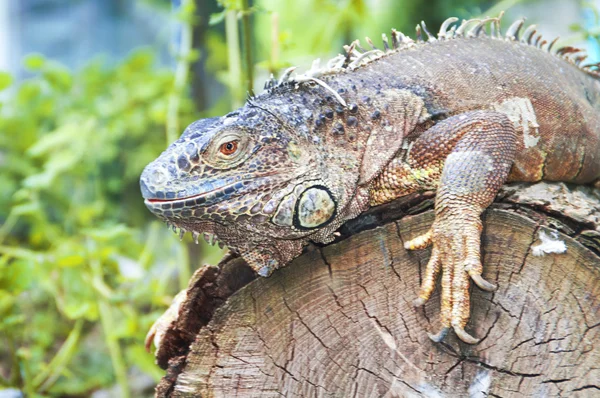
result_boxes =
[140,77,426,276]
[140,96,368,276]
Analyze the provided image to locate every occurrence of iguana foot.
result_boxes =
[406,222,496,344]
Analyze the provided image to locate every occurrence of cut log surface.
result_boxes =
[155,183,600,397]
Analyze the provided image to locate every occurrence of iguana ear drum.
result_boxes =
[294,186,337,230]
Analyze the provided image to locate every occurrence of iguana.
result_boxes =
[140,14,600,344]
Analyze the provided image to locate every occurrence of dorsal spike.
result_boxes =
[278,66,296,85]
[575,55,588,65]
[448,25,457,39]
[348,49,384,69]
[309,58,321,75]
[521,24,537,44]
[490,19,497,38]
[467,18,494,38]
[390,29,400,49]
[455,19,468,36]
[326,54,345,69]
[382,33,391,51]
[192,231,199,245]
[438,17,458,39]
[398,31,412,44]
[535,34,542,47]
[343,41,358,63]
[538,40,547,49]
[455,19,480,37]
[415,25,423,42]
[264,73,276,90]
[365,36,377,50]
[495,11,505,37]
[355,40,367,53]
[505,18,525,41]
[421,21,436,41]
[344,40,361,56]
[582,62,600,70]
[556,46,582,56]
[547,37,560,53]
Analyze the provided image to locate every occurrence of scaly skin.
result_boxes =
[141,15,600,344]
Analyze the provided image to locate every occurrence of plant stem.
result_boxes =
[33,320,84,392]
[137,221,160,269]
[241,0,253,94]
[0,210,17,245]
[226,9,243,108]
[0,245,39,260]
[88,244,130,398]
[270,12,279,74]
[166,0,194,145]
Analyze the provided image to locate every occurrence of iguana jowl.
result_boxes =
[140,15,600,344]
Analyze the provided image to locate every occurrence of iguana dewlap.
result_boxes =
[140,15,600,344]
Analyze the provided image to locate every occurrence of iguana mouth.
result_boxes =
[146,191,214,204]
[144,180,242,205]
[143,171,280,212]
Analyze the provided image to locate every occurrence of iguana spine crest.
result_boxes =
[261,11,599,100]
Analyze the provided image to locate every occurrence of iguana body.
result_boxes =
[141,15,600,343]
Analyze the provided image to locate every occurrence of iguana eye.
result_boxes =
[219,140,239,156]
[203,131,252,169]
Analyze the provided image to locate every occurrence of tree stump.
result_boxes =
[153,183,600,397]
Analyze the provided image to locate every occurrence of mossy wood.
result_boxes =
[155,183,600,397]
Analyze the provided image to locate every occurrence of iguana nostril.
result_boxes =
[150,168,168,185]
[140,163,171,199]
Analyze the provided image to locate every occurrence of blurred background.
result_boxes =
[0,0,598,396]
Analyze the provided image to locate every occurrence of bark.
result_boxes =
[154,182,600,397]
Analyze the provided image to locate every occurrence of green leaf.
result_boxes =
[40,61,72,91]
[209,10,226,25]
[0,71,12,91]
[0,289,15,315]
[24,53,46,70]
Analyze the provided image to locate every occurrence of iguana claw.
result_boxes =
[469,272,497,291]
[427,327,449,342]
[406,220,491,345]
[452,325,480,344]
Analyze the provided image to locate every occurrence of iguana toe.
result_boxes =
[409,220,491,344]
[404,229,433,250]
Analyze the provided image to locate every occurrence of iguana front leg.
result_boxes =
[370,110,517,343]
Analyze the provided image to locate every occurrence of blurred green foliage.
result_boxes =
[0,0,598,396]
[0,46,227,396]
